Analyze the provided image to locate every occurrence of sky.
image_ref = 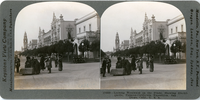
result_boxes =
[14,2,95,51]
[101,2,183,52]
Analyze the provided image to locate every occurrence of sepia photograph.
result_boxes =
[14,2,100,89]
[101,2,186,89]
[1,0,200,99]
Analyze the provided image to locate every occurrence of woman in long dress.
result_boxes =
[58,55,63,71]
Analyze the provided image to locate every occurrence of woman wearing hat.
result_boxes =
[45,56,52,73]
[149,55,154,72]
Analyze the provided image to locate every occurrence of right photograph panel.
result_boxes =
[101,2,186,90]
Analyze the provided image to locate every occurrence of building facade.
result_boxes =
[38,13,76,48]
[130,13,169,48]
[116,13,186,59]
[166,14,186,59]
[120,40,129,50]
[75,11,100,58]
[23,11,100,58]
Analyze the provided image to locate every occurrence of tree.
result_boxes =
[155,40,166,62]
[170,40,182,59]
[64,39,74,61]
[55,40,65,54]
[148,41,157,55]
[181,42,186,53]
[182,42,186,58]
[79,39,90,57]
[90,39,100,58]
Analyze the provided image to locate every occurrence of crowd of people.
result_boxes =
[14,54,63,74]
[101,55,154,77]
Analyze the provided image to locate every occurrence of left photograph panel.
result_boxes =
[14,2,100,89]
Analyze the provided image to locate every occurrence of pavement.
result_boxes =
[100,57,186,90]
[14,56,100,89]
[14,56,186,90]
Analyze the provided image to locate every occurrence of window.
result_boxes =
[181,25,183,32]
[176,27,178,33]
[79,28,81,33]
[171,28,173,34]
[84,26,86,32]
[89,24,91,31]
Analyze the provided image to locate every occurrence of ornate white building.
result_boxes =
[130,13,169,48]
[38,13,76,48]
[23,11,100,58]
[129,13,186,59]
[166,14,186,59]
[75,11,100,58]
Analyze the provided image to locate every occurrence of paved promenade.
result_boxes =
[101,57,186,90]
[14,56,100,89]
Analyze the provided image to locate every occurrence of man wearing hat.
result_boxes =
[102,56,107,77]
[15,55,20,73]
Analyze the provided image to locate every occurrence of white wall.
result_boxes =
[76,13,99,35]
[168,15,186,35]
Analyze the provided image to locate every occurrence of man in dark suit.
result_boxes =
[106,56,111,73]
[15,55,20,73]
[150,55,154,72]
[138,57,143,74]
[102,57,107,77]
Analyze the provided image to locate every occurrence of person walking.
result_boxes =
[55,54,58,68]
[131,55,136,71]
[15,55,20,73]
[146,59,149,68]
[106,56,111,73]
[45,56,52,73]
[40,55,45,71]
[149,55,154,72]
[102,57,107,77]
[58,55,63,71]
[125,59,131,75]
[33,58,40,74]
[136,57,143,74]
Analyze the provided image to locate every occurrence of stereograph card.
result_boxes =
[0,0,200,99]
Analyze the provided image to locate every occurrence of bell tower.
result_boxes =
[115,32,120,51]
[23,32,28,50]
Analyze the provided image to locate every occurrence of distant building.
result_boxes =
[120,40,129,50]
[113,32,120,52]
[130,13,169,48]
[22,32,28,51]
[28,39,37,50]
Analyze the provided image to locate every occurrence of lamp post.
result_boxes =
[82,42,84,57]
[173,43,176,59]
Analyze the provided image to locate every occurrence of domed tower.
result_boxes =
[115,32,120,51]
[23,32,28,50]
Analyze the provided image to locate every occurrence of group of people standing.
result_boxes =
[14,54,63,74]
[101,55,154,77]
[101,56,111,77]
